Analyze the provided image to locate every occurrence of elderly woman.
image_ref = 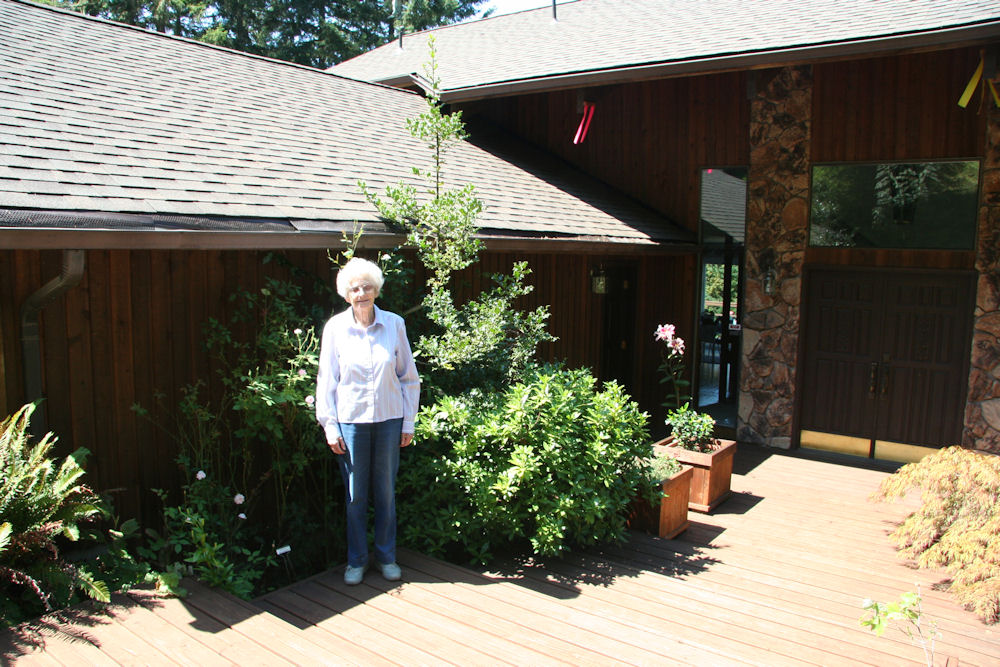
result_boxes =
[315,257,420,585]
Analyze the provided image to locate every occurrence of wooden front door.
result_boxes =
[798,267,974,461]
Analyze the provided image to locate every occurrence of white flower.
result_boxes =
[234,493,245,505]
[237,513,247,520]
[381,253,391,261]
[305,395,315,405]
[293,328,303,335]
[195,470,206,481]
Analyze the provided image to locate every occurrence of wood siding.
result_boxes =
[461,70,751,233]
[0,247,693,522]
[811,48,986,164]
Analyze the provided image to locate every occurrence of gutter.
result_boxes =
[20,249,85,437]
[432,22,1000,103]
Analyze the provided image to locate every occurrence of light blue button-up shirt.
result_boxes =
[315,304,420,443]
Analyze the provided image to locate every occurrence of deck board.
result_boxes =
[3,445,999,665]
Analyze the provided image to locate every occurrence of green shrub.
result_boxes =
[0,404,148,627]
[399,366,652,563]
[871,446,1000,624]
[137,273,345,598]
[666,402,717,452]
[648,452,683,482]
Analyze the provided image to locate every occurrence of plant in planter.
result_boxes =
[661,402,737,513]
[654,321,737,513]
[628,451,693,539]
[666,402,716,452]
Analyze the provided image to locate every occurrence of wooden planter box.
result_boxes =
[627,465,693,539]
[655,437,737,513]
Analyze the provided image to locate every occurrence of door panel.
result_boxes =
[799,271,881,442]
[800,268,974,459]
[876,273,974,446]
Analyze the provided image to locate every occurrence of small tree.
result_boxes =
[361,35,553,398]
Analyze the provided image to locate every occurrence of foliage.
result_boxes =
[870,446,1000,624]
[48,0,489,68]
[666,403,717,453]
[398,366,652,564]
[139,485,271,599]
[361,36,554,400]
[136,269,345,598]
[654,323,690,410]
[861,588,939,667]
[648,451,683,482]
[1,404,148,628]
[703,264,739,313]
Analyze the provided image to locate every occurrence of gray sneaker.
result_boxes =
[378,562,402,581]
[344,564,367,585]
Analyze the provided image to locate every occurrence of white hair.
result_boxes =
[336,257,385,299]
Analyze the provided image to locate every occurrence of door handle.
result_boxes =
[869,363,879,397]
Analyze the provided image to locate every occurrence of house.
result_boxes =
[0,0,693,520]
[332,0,1000,460]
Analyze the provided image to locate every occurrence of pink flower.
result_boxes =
[305,395,315,405]
[654,324,675,341]
[234,493,245,505]
[298,369,307,377]
[195,470,207,481]
[669,336,685,355]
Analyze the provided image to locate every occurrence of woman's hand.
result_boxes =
[329,437,347,455]
[401,432,414,448]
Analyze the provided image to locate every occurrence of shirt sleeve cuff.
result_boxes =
[402,419,415,434]
[324,423,342,443]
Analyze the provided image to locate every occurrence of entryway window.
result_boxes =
[809,160,980,250]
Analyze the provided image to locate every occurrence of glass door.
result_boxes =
[697,167,747,429]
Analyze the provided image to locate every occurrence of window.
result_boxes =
[809,160,980,250]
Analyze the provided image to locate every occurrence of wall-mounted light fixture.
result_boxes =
[591,267,607,294]
[763,267,776,295]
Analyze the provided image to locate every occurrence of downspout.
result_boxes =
[20,249,85,438]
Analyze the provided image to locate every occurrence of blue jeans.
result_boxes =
[338,418,402,568]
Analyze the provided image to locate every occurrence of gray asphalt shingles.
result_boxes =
[332,0,1000,93]
[0,0,683,242]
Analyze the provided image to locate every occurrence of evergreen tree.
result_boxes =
[46,0,488,68]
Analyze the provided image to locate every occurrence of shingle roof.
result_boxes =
[332,0,1000,100]
[0,0,689,247]
[700,169,747,244]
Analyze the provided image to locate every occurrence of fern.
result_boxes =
[0,403,125,627]
[871,446,1000,623]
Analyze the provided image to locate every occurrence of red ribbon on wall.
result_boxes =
[573,101,596,145]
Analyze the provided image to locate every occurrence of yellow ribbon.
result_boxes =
[989,79,1000,108]
[957,56,983,108]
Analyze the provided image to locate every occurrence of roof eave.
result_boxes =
[431,22,1000,103]
[0,228,693,252]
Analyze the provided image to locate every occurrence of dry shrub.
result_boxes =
[871,446,1000,623]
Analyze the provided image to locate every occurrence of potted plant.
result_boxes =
[627,451,693,539]
[660,403,737,512]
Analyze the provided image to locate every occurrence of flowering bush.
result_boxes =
[655,323,690,410]
[136,271,345,598]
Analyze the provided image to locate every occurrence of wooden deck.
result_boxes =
[4,445,999,665]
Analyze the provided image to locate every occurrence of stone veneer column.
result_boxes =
[738,66,812,448]
[964,102,1000,454]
